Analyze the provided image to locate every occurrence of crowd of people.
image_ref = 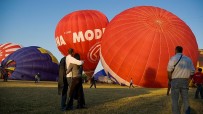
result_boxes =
[1,46,202,114]
[56,46,203,114]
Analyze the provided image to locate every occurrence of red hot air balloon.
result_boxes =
[0,43,22,63]
[55,10,109,77]
[100,6,198,88]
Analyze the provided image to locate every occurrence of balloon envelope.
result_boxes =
[1,46,59,81]
[94,69,107,80]
[55,10,109,77]
[100,6,198,88]
[0,43,22,63]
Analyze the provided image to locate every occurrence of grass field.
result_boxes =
[0,80,203,114]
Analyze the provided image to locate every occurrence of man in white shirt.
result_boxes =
[66,48,84,77]
[167,46,195,114]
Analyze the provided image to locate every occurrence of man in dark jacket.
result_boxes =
[58,56,68,111]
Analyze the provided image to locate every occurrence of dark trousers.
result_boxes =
[4,75,8,82]
[195,84,203,99]
[67,77,85,109]
[61,85,68,110]
[77,79,85,108]
[60,77,68,110]
[35,78,38,83]
[67,77,79,109]
[129,83,134,88]
[90,82,96,88]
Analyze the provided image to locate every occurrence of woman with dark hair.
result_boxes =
[66,53,86,110]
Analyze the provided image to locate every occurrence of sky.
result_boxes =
[0,0,203,73]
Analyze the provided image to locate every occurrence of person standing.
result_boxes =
[34,73,38,83]
[58,56,68,111]
[3,70,8,82]
[66,48,84,87]
[192,68,203,99]
[167,53,182,96]
[90,76,96,88]
[129,78,134,88]
[21,75,24,80]
[37,72,40,82]
[65,48,84,110]
[66,53,86,109]
[167,46,195,114]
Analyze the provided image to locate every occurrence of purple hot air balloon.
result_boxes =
[1,46,59,81]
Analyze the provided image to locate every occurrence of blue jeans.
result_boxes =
[195,84,203,99]
[171,78,190,114]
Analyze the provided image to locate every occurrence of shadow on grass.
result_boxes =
[100,92,203,114]
[0,81,202,114]
[84,88,151,106]
[0,86,152,114]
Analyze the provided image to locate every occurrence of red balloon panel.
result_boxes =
[0,43,22,63]
[101,6,198,88]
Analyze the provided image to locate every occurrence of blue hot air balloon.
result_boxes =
[1,46,59,81]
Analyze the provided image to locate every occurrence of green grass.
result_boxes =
[0,80,203,114]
